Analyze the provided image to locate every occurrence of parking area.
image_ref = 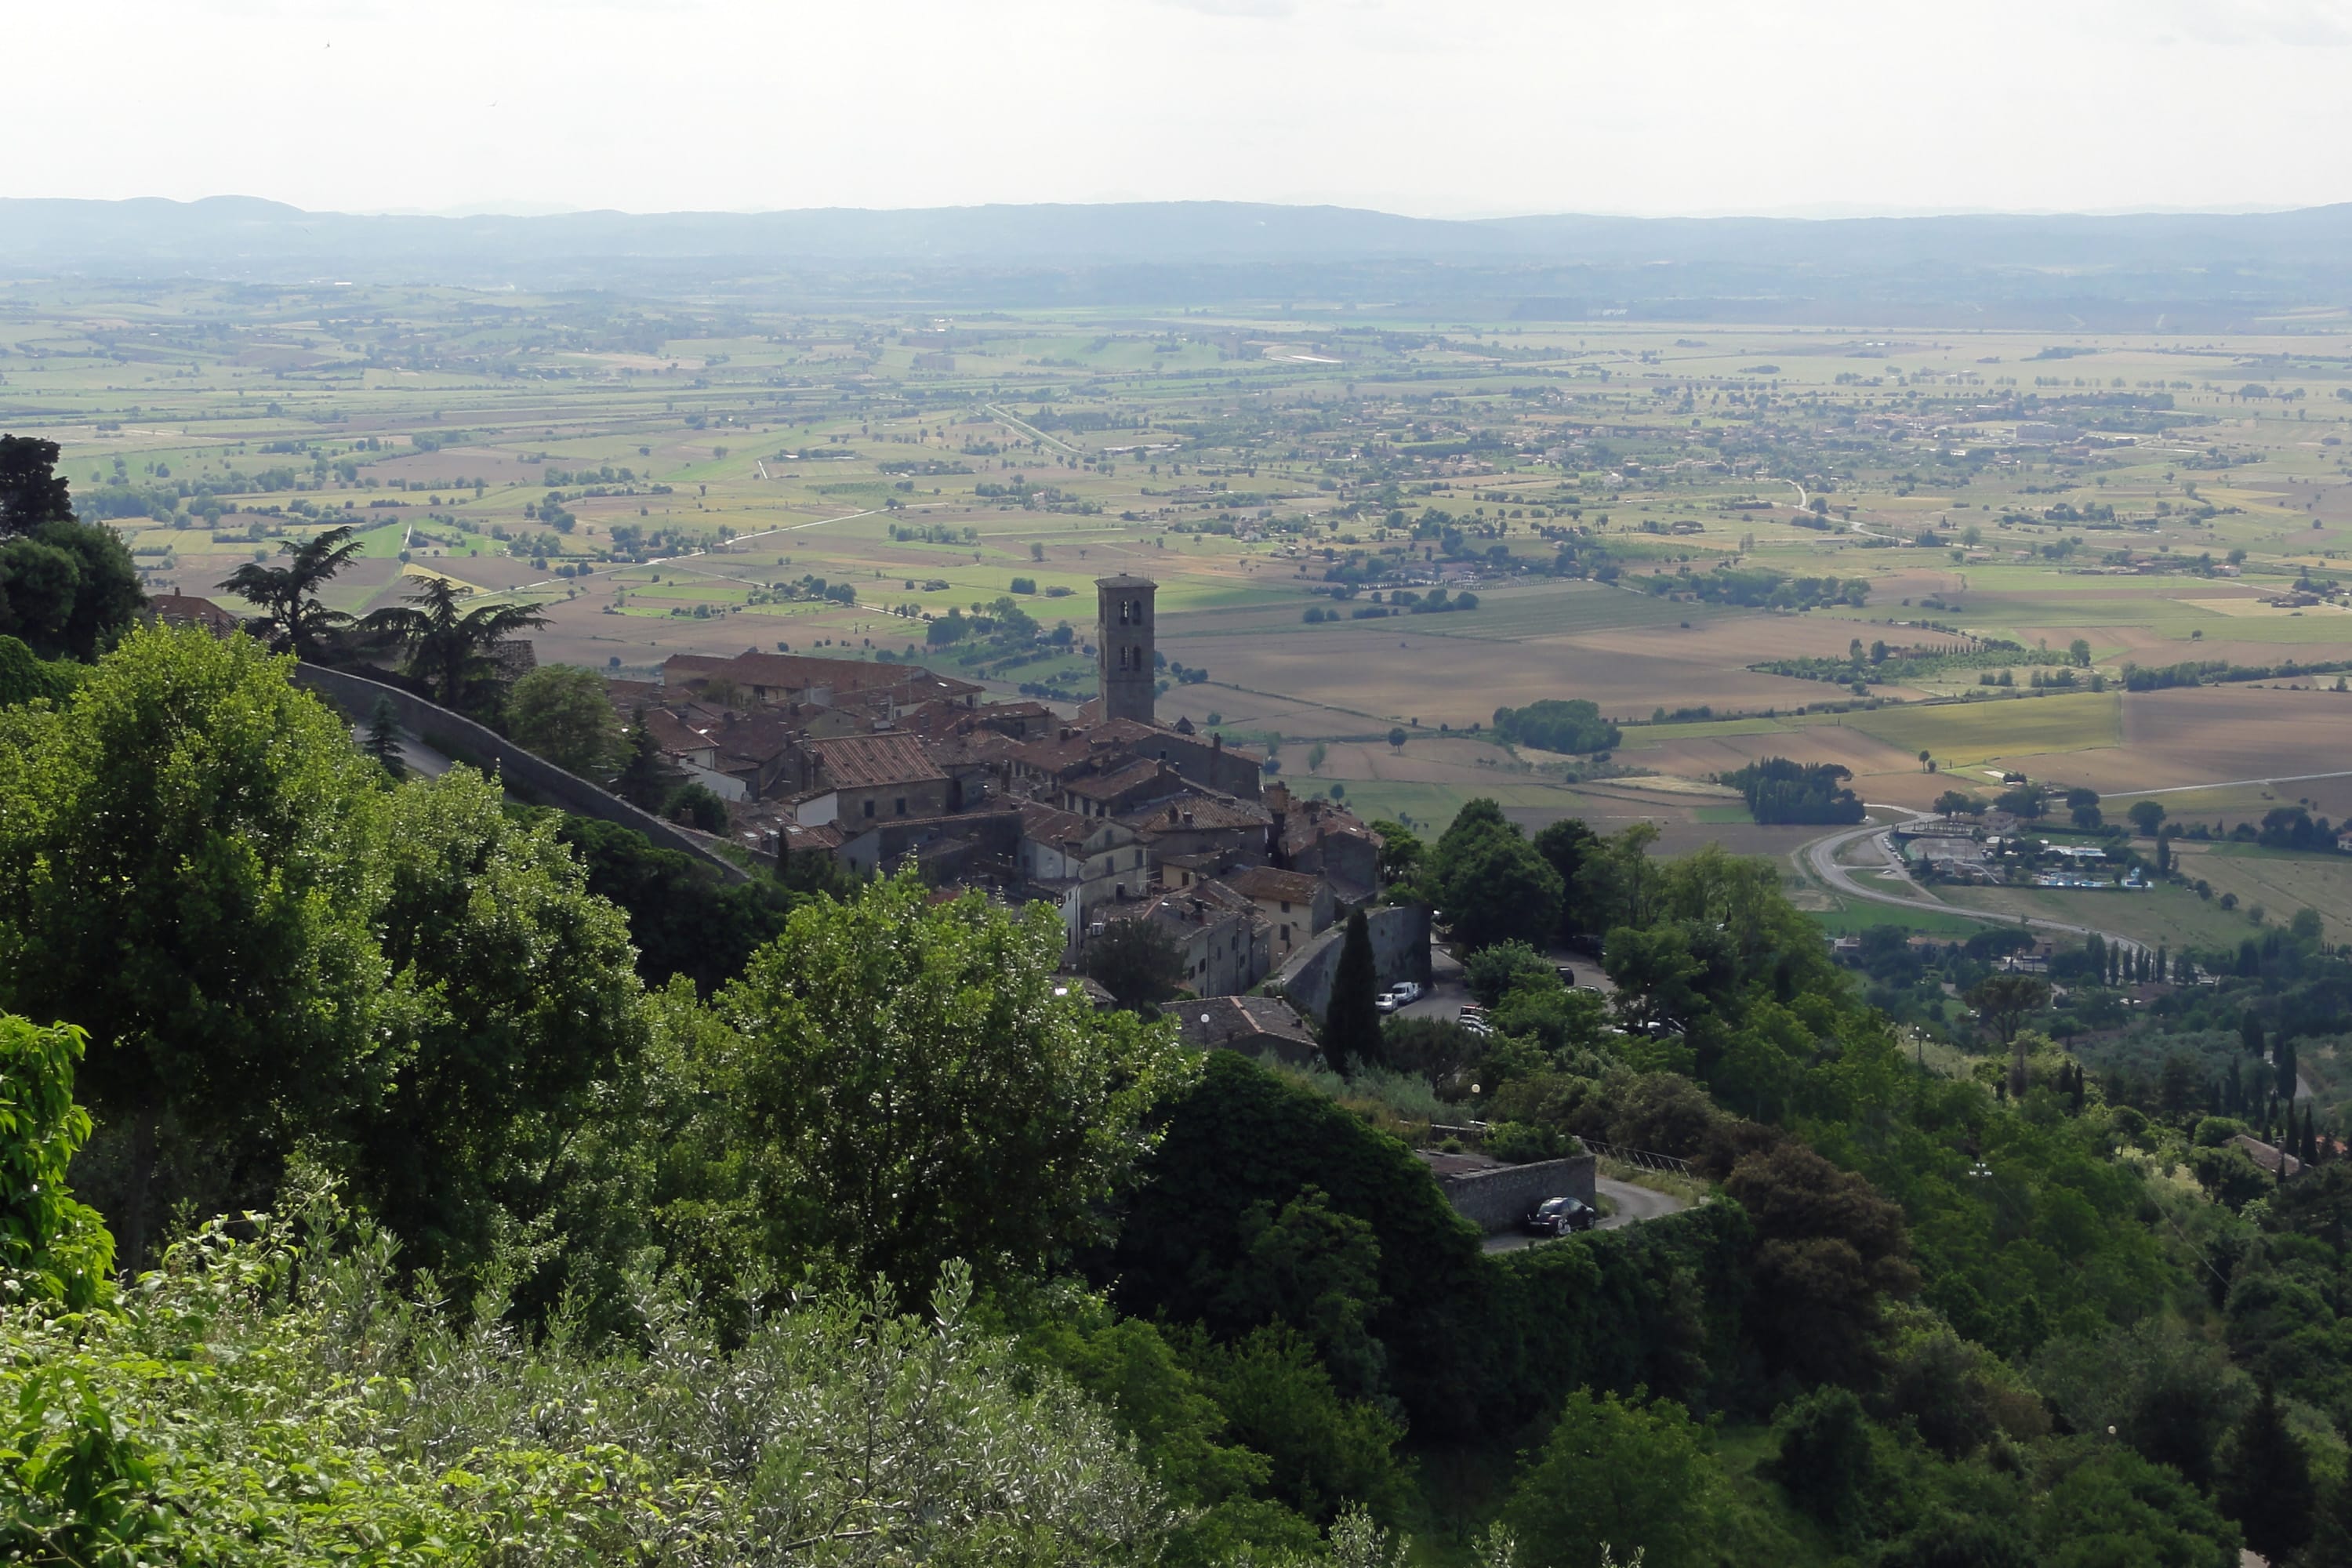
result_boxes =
[1394,942,1611,1029]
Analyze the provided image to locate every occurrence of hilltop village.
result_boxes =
[610,575,1381,1000]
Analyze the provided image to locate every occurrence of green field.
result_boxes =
[13,286,2352,815]
[1835,691,2124,764]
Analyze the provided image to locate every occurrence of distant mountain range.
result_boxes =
[10,195,2352,327]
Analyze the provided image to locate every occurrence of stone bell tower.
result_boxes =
[1095,574,1157,725]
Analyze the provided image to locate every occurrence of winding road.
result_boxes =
[1796,806,2151,955]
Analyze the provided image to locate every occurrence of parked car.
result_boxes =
[1461,1017,1494,1039]
[1391,980,1424,1004]
[1521,1196,1596,1236]
[1554,963,1576,985]
[1376,989,1402,1014]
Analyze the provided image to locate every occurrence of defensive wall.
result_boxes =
[1269,903,1432,1021]
[291,663,749,883]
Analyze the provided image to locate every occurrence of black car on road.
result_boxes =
[1521,1196,1596,1236]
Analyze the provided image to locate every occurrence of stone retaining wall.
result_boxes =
[1269,904,1431,1021]
[1436,1154,1597,1233]
[292,663,748,883]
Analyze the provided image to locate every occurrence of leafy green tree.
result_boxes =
[0,634,78,707]
[1533,817,1599,938]
[1873,1509,2034,1568]
[504,663,622,779]
[354,767,648,1286]
[1185,1327,1410,1526]
[1209,1185,1388,1402]
[713,871,1195,1296]
[1110,1052,1486,1437]
[1436,811,1563,952]
[551,812,804,993]
[1366,819,1423,885]
[1576,821,1661,931]
[1966,974,2049,1045]
[1084,915,1189,1011]
[1501,1388,1725,1568]
[1465,939,1555,1007]
[1769,1385,1879,1532]
[0,1014,114,1308]
[0,435,143,662]
[1323,908,1383,1072]
[2032,1321,2249,1493]
[362,575,548,713]
[1722,1143,1918,1388]
[2038,1443,2241,1567]
[2216,1382,2314,1563]
[1017,1294,1319,1566]
[0,624,387,1268]
[667,779,728,832]
[216,523,362,658]
[2129,799,2166,836]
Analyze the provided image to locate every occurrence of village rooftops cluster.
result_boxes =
[615,579,1382,1007]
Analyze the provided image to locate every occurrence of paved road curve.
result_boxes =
[1481,1177,1691,1253]
[1796,807,2153,956]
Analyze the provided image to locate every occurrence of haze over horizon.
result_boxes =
[15,0,2352,221]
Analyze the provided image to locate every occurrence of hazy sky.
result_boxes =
[14,0,2352,218]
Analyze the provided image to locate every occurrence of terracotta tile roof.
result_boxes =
[1065,758,1173,802]
[1017,802,1095,851]
[810,732,949,789]
[1223,866,1322,905]
[1176,996,1316,1051]
[148,593,241,633]
[1124,793,1272,833]
[641,708,716,755]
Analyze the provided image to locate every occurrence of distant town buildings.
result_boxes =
[609,574,1384,1001]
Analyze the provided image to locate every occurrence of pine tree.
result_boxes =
[361,694,407,780]
[1321,907,1383,1075]
[2216,1383,2314,1563]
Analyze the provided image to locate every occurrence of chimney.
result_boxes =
[1211,732,1223,754]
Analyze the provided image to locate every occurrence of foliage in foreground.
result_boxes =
[0,1187,1169,1567]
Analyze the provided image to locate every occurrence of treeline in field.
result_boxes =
[1721,757,1865,823]
[1640,565,1868,610]
[1753,635,2080,688]
[1490,696,1622,753]
[2121,655,2352,691]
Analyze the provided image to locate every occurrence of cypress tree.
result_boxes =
[2216,1383,2314,1563]
[2155,942,2169,982]
[1321,907,1382,1074]
[2279,1034,2302,1100]
[2241,1010,2266,1056]
[361,694,407,780]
